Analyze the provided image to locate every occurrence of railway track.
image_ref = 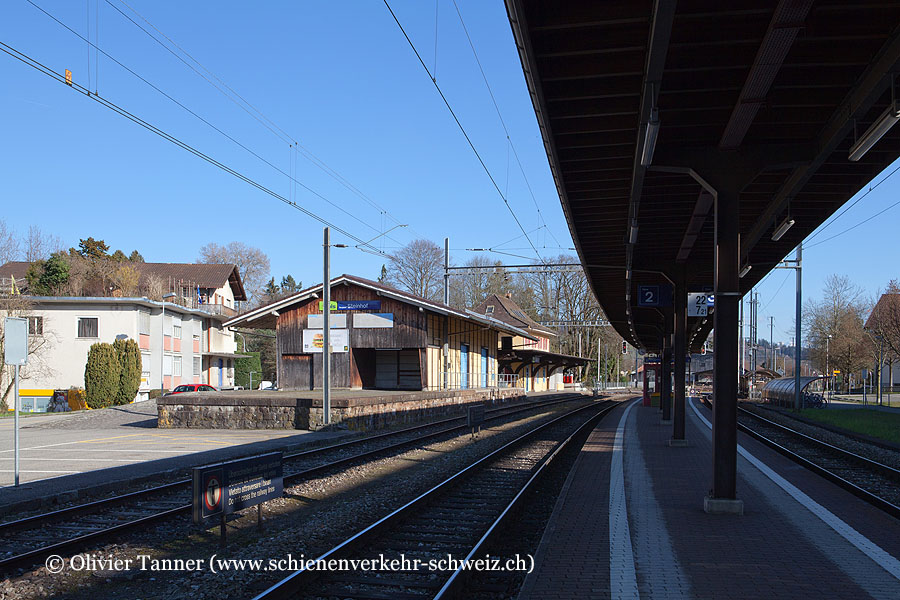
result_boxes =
[734,405,900,518]
[0,393,591,575]
[250,400,617,600]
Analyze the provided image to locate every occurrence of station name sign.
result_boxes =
[318,300,382,311]
[192,452,283,523]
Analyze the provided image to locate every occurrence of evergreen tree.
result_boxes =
[84,343,121,408]
[113,338,141,405]
[129,250,145,263]
[76,237,110,259]
[280,274,299,294]
[25,253,70,295]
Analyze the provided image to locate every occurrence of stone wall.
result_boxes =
[157,388,527,431]
[157,394,307,430]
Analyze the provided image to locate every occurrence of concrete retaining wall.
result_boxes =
[157,388,527,432]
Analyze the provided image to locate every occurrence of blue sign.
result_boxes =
[637,285,673,307]
[638,285,659,306]
[338,300,381,311]
[707,294,715,307]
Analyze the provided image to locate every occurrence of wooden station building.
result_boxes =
[473,293,590,392]
[224,275,536,391]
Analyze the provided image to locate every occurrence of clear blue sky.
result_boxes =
[1,1,898,344]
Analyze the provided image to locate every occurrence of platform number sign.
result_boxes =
[688,293,709,317]
[638,285,659,306]
[637,284,673,307]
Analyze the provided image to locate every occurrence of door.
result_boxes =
[481,348,488,388]
[460,344,469,389]
[375,350,399,389]
[218,359,223,388]
[398,350,421,390]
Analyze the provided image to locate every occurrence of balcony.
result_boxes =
[194,303,237,317]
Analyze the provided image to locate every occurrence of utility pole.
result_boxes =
[323,227,331,426]
[740,297,745,383]
[769,316,774,370]
[794,243,802,411]
[443,237,450,389]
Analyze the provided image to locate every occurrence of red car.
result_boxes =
[168,384,218,394]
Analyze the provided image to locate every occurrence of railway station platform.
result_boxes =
[519,396,900,600]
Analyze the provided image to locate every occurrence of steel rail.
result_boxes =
[737,407,900,481]
[701,400,900,520]
[250,400,618,600]
[0,393,589,573]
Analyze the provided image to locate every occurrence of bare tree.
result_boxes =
[865,280,900,392]
[804,274,872,391]
[24,225,63,262]
[384,239,444,301]
[0,295,57,410]
[198,242,270,305]
[449,256,509,308]
[0,219,20,266]
[110,263,141,296]
[144,274,167,301]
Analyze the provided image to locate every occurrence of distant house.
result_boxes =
[473,293,588,392]
[225,274,534,391]
[0,262,246,411]
[865,293,900,387]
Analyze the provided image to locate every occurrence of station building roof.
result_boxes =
[224,274,538,341]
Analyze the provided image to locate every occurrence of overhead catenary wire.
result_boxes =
[805,193,900,249]
[25,0,408,246]
[106,0,422,240]
[451,0,564,250]
[0,39,390,255]
[383,0,544,263]
[804,160,900,244]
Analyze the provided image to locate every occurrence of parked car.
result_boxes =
[167,384,218,395]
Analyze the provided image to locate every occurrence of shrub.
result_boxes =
[113,338,141,405]
[235,351,261,389]
[67,387,89,411]
[84,343,121,409]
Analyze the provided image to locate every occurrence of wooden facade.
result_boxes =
[228,277,520,392]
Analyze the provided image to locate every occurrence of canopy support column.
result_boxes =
[672,269,687,444]
[706,189,743,515]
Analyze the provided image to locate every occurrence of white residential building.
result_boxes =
[0,263,247,411]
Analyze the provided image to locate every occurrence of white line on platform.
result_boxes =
[610,399,640,600]
[689,400,900,581]
[0,457,141,462]
[0,469,79,474]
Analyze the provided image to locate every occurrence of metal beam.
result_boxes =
[718,0,815,150]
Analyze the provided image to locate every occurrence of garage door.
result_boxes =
[375,350,398,389]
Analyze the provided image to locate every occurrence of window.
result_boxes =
[173,324,182,339]
[77,317,98,338]
[163,354,173,376]
[485,305,494,315]
[193,356,202,376]
[141,352,151,381]
[173,356,182,377]
[139,311,151,335]
[28,316,43,335]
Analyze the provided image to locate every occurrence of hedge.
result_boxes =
[84,343,121,409]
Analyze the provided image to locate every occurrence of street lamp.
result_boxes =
[323,227,348,426]
[160,292,176,397]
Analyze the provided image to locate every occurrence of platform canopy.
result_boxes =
[762,375,826,404]
[506,0,900,353]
